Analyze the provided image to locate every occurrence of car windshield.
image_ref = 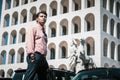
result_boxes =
[72,68,120,80]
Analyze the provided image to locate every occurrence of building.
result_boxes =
[0,0,120,78]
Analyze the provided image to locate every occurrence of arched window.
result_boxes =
[8,49,15,64]
[111,42,115,59]
[30,7,36,21]
[87,0,95,8]
[5,0,11,9]
[0,70,5,77]
[1,51,7,64]
[110,19,114,36]
[103,38,108,57]
[118,45,120,61]
[116,2,119,17]
[50,1,57,16]
[117,23,120,39]
[103,14,108,32]
[103,0,107,9]
[109,0,114,13]
[20,9,27,23]
[86,37,95,55]
[10,30,17,44]
[72,16,81,34]
[12,12,18,25]
[19,28,26,43]
[73,0,81,11]
[85,13,95,31]
[61,0,69,14]
[50,48,55,59]
[13,0,19,7]
[4,14,10,27]
[18,48,24,63]
[2,32,8,45]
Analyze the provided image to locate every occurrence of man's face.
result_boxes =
[37,13,47,24]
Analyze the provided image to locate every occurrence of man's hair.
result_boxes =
[36,11,47,19]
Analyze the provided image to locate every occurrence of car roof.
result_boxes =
[78,67,120,73]
[14,68,75,74]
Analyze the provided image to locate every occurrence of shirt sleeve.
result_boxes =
[26,27,35,54]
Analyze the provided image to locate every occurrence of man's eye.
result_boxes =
[40,16,46,18]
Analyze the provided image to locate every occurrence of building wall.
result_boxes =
[0,0,120,78]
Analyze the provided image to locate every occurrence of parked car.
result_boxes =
[72,68,120,80]
[12,68,75,80]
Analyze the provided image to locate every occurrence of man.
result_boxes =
[24,11,49,80]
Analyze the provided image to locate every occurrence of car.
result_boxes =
[47,68,75,80]
[72,68,120,80]
[12,68,75,80]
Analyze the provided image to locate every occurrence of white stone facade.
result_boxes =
[0,0,120,78]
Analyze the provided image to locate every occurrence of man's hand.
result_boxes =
[30,54,35,62]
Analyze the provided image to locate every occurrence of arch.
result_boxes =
[117,23,120,39]
[0,69,5,77]
[111,41,115,59]
[103,14,108,32]
[7,69,13,78]
[117,45,120,61]
[104,63,109,68]
[39,3,47,12]
[86,0,95,8]
[49,21,57,37]
[12,12,18,25]
[17,47,25,63]
[58,64,67,70]
[72,0,81,11]
[48,43,56,60]
[103,0,107,9]
[49,1,57,16]
[4,14,10,27]
[110,19,115,36]
[30,6,37,21]
[59,41,68,58]
[103,38,108,57]
[72,16,81,34]
[60,19,68,36]
[0,50,7,64]
[60,0,69,14]
[20,9,27,23]
[109,0,114,13]
[2,32,8,45]
[86,37,95,55]
[13,0,19,7]
[5,0,11,9]
[19,28,26,43]
[10,30,17,44]
[85,13,95,31]
[116,2,119,17]
[8,49,15,64]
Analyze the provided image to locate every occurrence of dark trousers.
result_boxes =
[24,52,49,80]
